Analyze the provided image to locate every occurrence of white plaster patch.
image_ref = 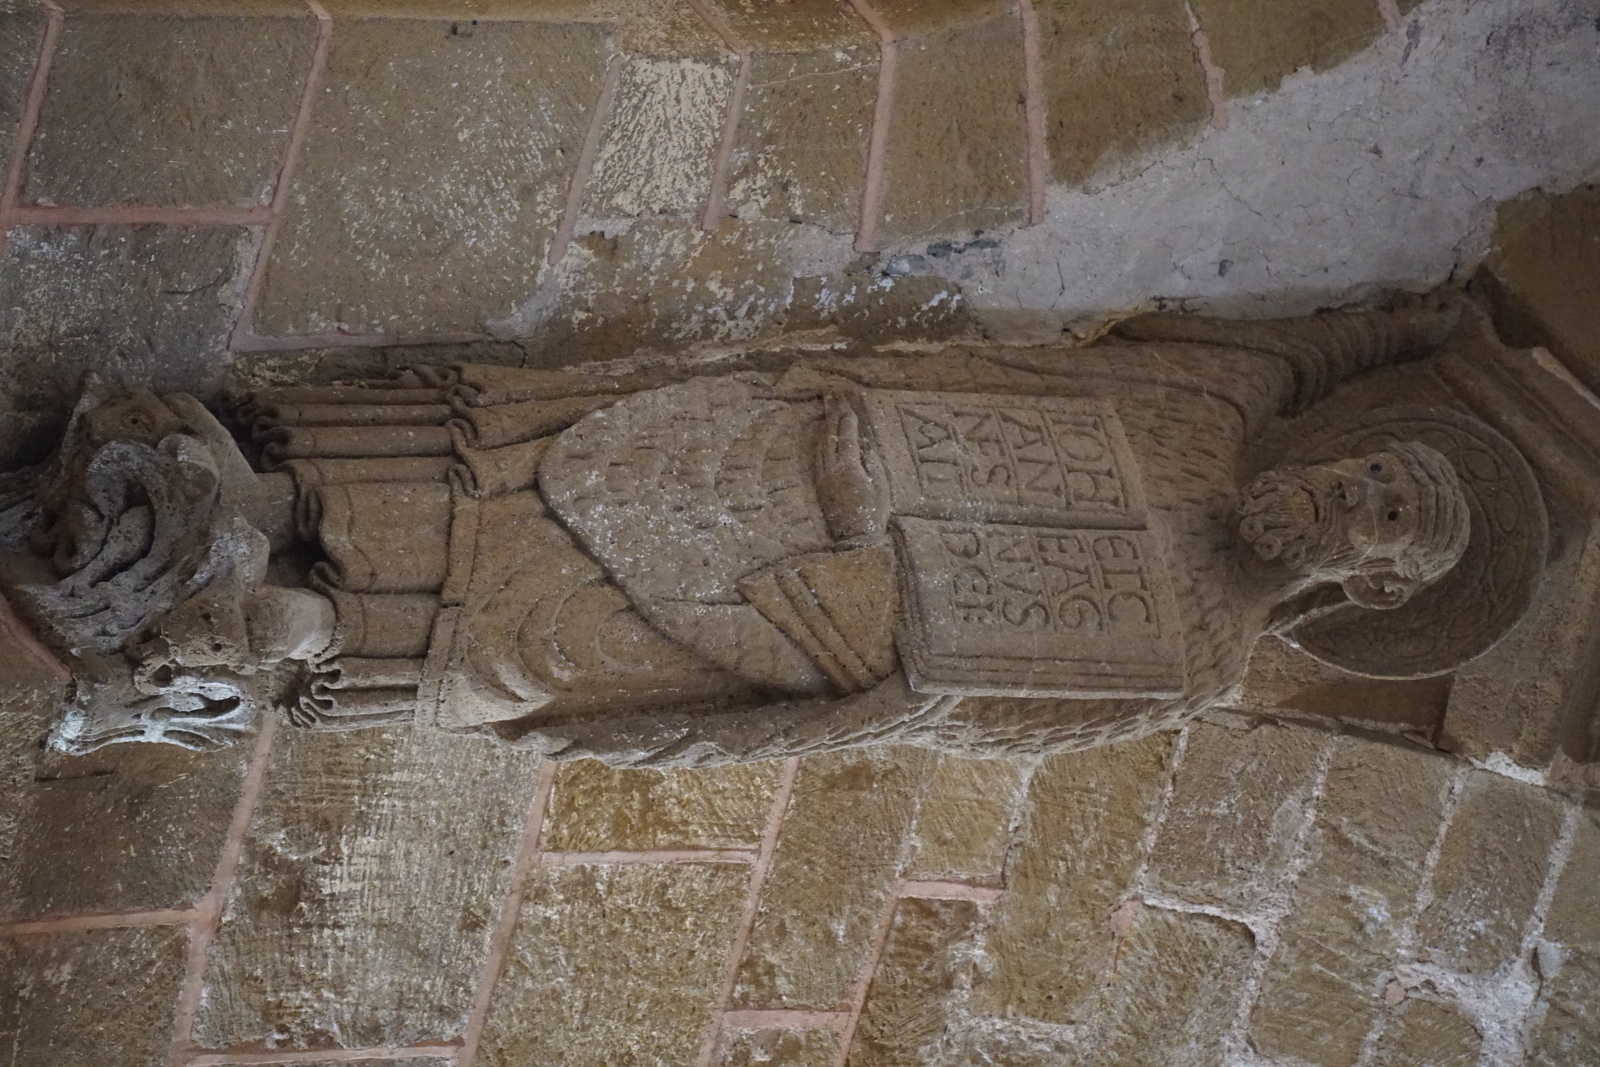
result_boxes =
[923,0,1600,327]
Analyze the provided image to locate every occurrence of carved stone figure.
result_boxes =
[0,301,1547,766]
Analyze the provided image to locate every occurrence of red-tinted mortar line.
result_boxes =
[229,0,332,353]
[0,0,63,260]
[13,205,273,226]
[700,51,753,232]
[547,50,625,267]
[1184,1,1229,132]
[190,1047,455,1066]
[720,1009,851,1032]
[830,879,904,1067]
[1376,0,1403,33]
[843,0,896,254]
[0,591,69,682]
[1016,0,1047,225]
[540,848,759,865]
[694,756,802,1067]
[455,760,559,1067]
[0,908,194,938]
[168,715,281,1067]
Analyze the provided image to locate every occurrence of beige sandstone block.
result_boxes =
[723,47,878,233]
[936,1026,1078,1067]
[703,0,873,51]
[975,733,1173,1024]
[0,738,248,920]
[543,760,779,851]
[1251,739,1453,1067]
[784,272,976,346]
[1234,634,1451,735]
[581,52,737,219]
[257,19,608,336]
[1092,907,1255,1067]
[194,726,543,1050]
[1544,808,1600,951]
[1034,0,1209,186]
[1188,0,1383,97]
[1414,771,1564,975]
[0,10,44,170]
[1527,950,1600,1067]
[1144,719,1324,911]
[732,748,931,1010]
[716,1028,841,1067]
[0,926,188,1067]
[0,225,250,406]
[869,0,1012,39]
[477,863,748,1066]
[847,897,979,1067]
[903,754,1029,884]
[292,1061,449,1067]
[25,14,316,207]
[1376,999,1482,1067]
[877,13,1027,245]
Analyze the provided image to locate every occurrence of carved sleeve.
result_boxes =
[1110,304,1461,416]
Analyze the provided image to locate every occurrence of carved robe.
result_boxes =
[243,309,1450,765]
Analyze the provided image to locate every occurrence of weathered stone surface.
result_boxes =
[1528,949,1600,1067]
[0,608,64,918]
[1145,720,1323,911]
[0,737,248,920]
[870,0,1011,39]
[1544,808,1600,951]
[1035,0,1209,186]
[1377,998,1482,1067]
[1251,739,1453,1067]
[784,271,975,346]
[1482,185,1600,394]
[976,733,1173,1024]
[716,1027,841,1067]
[0,926,188,1067]
[581,53,736,219]
[0,11,43,172]
[848,897,979,1067]
[1188,0,1383,97]
[936,1025,1077,1067]
[1232,634,1451,734]
[293,1061,449,1067]
[904,754,1028,884]
[0,225,249,408]
[26,15,315,207]
[878,14,1027,245]
[705,0,872,51]
[194,726,543,1050]
[723,47,877,233]
[1091,907,1255,1067]
[257,20,607,336]
[544,760,779,852]
[478,863,747,1067]
[1414,771,1563,975]
[733,749,930,1010]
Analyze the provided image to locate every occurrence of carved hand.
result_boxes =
[815,393,890,546]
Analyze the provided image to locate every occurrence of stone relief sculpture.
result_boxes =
[0,301,1548,767]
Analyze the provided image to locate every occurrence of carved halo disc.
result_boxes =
[1283,406,1547,679]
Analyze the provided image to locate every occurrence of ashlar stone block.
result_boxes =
[1035,0,1209,187]
[25,14,317,207]
[870,0,1013,39]
[1376,998,1482,1067]
[703,0,873,51]
[716,1027,841,1067]
[0,225,250,407]
[0,9,44,172]
[877,13,1027,245]
[257,19,608,336]
[193,725,544,1051]
[1144,719,1324,911]
[1414,771,1564,975]
[847,897,980,1067]
[1188,0,1383,97]
[975,732,1173,1024]
[723,47,878,233]
[580,52,737,219]
[733,748,931,1010]
[903,753,1029,884]
[478,863,748,1067]
[1250,739,1454,1067]
[0,926,188,1067]
[543,759,779,852]
[1527,808,1600,1065]
[1091,906,1255,1067]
